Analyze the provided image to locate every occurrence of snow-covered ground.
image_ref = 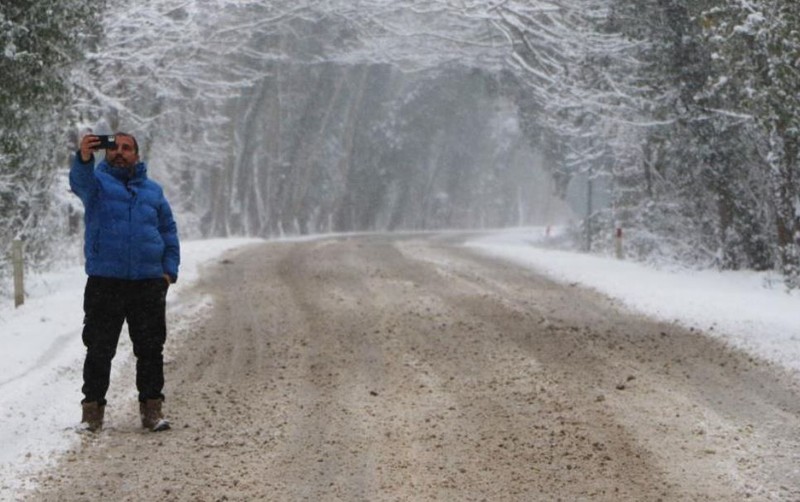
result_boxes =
[466,227,800,375]
[1,228,799,499]
[0,238,262,498]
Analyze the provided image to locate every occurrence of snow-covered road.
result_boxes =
[2,228,799,500]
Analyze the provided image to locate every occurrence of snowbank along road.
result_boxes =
[28,233,800,501]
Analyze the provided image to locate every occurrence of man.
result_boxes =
[70,132,180,433]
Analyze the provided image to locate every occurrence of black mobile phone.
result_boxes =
[95,135,116,149]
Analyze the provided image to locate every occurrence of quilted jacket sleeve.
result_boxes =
[158,196,181,283]
[68,152,98,205]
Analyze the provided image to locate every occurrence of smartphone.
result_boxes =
[95,135,116,149]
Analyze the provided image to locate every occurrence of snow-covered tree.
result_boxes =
[700,0,800,282]
[0,0,101,281]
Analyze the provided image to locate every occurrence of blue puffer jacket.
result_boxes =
[69,154,180,282]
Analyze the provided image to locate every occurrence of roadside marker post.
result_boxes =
[12,239,24,308]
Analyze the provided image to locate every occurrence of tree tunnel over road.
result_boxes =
[77,0,629,238]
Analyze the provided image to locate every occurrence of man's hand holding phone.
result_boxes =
[79,134,116,162]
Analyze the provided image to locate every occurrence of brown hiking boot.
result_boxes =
[80,402,105,432]
[140,399,170,432]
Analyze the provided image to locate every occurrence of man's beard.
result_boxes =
[108,154,134,170]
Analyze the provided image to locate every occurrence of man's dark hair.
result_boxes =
[114,132,139,154]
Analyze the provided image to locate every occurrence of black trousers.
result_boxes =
[81,276,168,405]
